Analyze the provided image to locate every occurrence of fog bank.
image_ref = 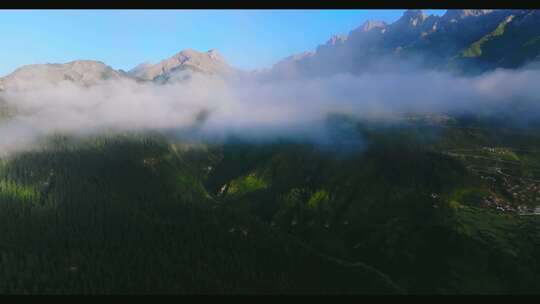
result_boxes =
[1,64,540,153]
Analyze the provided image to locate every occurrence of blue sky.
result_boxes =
[0,9,446,76]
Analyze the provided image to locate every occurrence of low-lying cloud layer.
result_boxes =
[1,64,540,154]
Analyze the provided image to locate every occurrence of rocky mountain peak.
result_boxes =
[398,10,428,27]
[326,35,348,46]
[172,48,225,63]
[207,49,225,61]
[443,9,496,22]
[265,9,540,79]
[361,20,387,32]
[0,60,122,91]
[129,48,232,81]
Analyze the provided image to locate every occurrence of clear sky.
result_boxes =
[0,9,446,76]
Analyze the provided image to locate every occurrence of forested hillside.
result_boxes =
[0,133,399,294]
[203,117,540,294]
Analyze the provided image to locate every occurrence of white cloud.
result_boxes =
[1,64,540,154]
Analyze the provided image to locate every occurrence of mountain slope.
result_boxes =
[128,49,235,83]
[202,116,540,294]
[267,9,540,78]
[0,49,235,91]
[0,134,401,294]
[452,10,540,71]
[0,60,123,91]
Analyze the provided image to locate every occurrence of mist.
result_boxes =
[1,62,540,154]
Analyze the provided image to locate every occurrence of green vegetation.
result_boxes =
[462,16,513,58]
[450,187,490,204]
[455,11,540,70]
[227,173,268,196]
[524,35,540,47]
[307,190,330,209]
[0,133,399,294]
[1,112,540,294]
[206,115,540,294]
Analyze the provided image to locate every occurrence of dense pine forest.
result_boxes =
[0,133,399,294]
[203,115,540,294]
[0,114,539,294]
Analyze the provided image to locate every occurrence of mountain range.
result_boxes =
[272,9,540,77]
[1,9,540,90]
[0,49,235,91]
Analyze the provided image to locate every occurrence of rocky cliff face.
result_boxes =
[266,9,540,78]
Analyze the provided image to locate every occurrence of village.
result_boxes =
[445,146,540,216]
